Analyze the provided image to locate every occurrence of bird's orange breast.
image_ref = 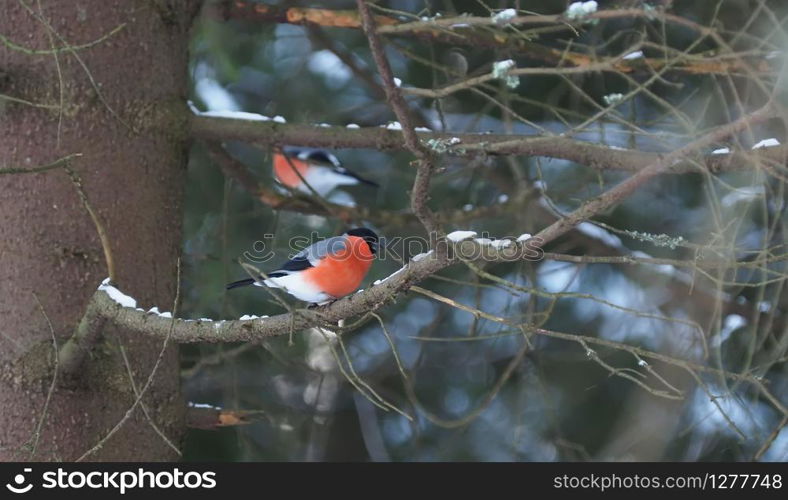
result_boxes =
[273,153,308,188]
[303,236,374,299]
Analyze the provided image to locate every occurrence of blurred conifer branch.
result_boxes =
[204,2,780,76]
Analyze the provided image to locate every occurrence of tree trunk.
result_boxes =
[0,0,198,460]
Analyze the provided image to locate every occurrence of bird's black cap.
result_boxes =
[346,227,379,254]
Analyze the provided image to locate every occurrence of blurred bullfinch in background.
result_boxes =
[227,227,378,305]
[272,146,378,197]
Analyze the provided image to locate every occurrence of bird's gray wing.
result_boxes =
[292,235,347,266]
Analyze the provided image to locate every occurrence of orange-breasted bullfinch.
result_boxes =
[227,227,379,305]
[272,146,378,196]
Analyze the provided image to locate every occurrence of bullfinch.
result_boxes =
[227,227,378,305]
[272,146,378,196]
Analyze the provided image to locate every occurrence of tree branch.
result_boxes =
[534,103,777,243]
[191,114,788,174]
[205,1,397,28]
[185,405,268,429]
[205,3,778,76]
[79,266,785,417]
[57,294,108,376]
[87,247,449,343]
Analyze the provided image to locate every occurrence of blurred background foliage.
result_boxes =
[180,0,787,461]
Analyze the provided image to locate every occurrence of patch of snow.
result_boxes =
[97,279,137,308]
[565,1,598,20]
[623,51,644,60]
[346,123,360,129]
[196,110,271,121]
[415,126,431,132]
[188,402,221,409]
[411,250,434,262]
[603,93,624,106]
[492,59,515,78]
[272,115,286,123]
[373,266,407,285]
[490,58,519,88]
[492,8,517,25]
[385,121,403,130]
[752,138,780,149]
[712,147,730,155]
[491,239,514,249]
[516,233,532,242]
[447,230,477,242]
[474,238,493,246]
[425,137,462,153]
[239,314,260,321]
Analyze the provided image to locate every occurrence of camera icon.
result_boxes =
[5,468,33,494]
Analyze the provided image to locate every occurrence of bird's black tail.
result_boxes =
[226,278,256,290]
[338,168,379,188]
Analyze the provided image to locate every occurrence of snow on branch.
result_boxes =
[190,112,787,174]
[76,250,446,344]
[64,233,548,347]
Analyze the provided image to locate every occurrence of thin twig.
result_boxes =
[356,0,440,235]
[62,165,116,283]
[0,153,82,175]
[28,293,58,459]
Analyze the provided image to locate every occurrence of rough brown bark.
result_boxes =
[0,0,198,460]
